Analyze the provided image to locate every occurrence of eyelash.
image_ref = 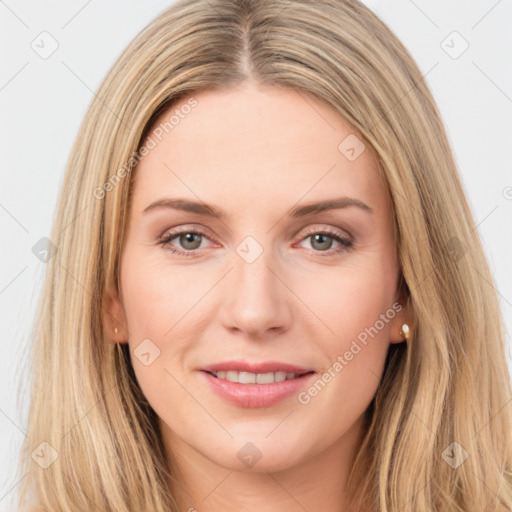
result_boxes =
[158,227,353,258]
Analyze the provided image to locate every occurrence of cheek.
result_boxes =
[119,254,202,423]
[303,259,396,342]
[120,251,201,340]
[296,259,396,409]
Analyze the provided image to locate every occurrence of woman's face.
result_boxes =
[108,82,410,475]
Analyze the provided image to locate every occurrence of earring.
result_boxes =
[114,327,118,334]
[400,324,410,341]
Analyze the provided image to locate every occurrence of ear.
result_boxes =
[389,284,415,345]
[103,281,129,345]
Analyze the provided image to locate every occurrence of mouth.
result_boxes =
[198,362,317,408]
[203,369,315,384]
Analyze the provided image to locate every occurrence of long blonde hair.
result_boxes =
[16,0,512,510]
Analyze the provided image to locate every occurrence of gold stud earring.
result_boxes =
[400,324,410,341]
[114,327,118,335]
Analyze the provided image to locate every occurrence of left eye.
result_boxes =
[298,231,353,253]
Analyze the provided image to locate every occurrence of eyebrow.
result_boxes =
[142,196,373,218]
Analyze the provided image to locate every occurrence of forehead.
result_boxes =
[132,83,388,216]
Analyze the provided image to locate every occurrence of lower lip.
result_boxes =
[200,370,316,408]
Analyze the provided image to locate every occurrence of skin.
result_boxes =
[105,81,412,511]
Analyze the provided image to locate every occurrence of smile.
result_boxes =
[207,370,311,384]
[200,370,316,408]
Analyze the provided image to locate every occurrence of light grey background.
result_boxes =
[1,1,511,510]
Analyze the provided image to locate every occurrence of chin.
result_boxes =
[205,436,310,473]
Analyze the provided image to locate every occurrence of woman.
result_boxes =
[17,0,512,510]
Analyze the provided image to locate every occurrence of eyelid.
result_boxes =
[158,224,351,243]
[159,223,214,240]
[297,224,352,242]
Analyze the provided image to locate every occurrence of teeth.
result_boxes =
[239,371,256,384]
[211,370,301,384]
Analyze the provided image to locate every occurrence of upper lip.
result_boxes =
[200,360,315,375]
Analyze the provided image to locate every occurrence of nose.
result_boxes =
[218,244,293,339]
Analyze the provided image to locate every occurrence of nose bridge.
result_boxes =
[218,234,291,336]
